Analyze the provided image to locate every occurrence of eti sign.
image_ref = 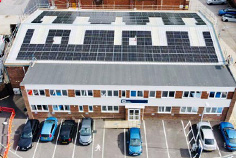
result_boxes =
[121,99,148,104]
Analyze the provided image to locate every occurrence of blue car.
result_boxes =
[127,127,142,156]
[219,8,236,16]
[220,122,236,150]
[40,117,58,142]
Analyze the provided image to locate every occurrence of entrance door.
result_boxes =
[128,109,140,121]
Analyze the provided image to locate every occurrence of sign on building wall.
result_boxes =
[121,99,148,104]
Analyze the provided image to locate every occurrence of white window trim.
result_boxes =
[88,105,93,112]
[101,105,119,113]
[162,91,176,98]
[204,107,224,114]
[28,89,46,97]
[158,106,172,114]
[31,105,49,112]
[179,106,198,114]
[113,90,119,97]
[208,91,228,99]
[182,91,202,98]
[149,91,156,98]
[50,90,68,97]
[101,90,107,97]
[87,90,93,97]
[80,90,88,97]
[78,105,84,112]
[53,105,70,112]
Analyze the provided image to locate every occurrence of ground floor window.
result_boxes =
[101,106,119,112]
[31,105,48,112]
[53,105,70,112]
[204,107,224,114]
[79,105,84,112]
[158,106,172,113]
[88,105,93,112]
[180,106,198,114]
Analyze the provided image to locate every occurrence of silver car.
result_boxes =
[222,14,236,22]
[197,122,217,151]
[79,118,94,145]
[207,0,226,5]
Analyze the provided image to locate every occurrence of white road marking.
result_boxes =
[102,126,105,158]
[72,119,80,158]
[0,143,23,158]
[51,119,63,158]
[143,120,149,158]
[15,146,19,154]
[208,121,222,157]
[181,120,192,158]
[162,120,170,158]
[91,119,95,158]
[32,136,40,158]
[124,128,126,158]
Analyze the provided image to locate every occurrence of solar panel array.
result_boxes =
[16,29,218,63]
[31,11,206,25]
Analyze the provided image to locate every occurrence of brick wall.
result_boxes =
[20,86,34,119]
[225,88,236,121]
[7,66,28,88]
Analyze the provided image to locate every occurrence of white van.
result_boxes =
[207,0,226,5]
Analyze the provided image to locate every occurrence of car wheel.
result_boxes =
[224,142,226,148]
[225,19,228,22]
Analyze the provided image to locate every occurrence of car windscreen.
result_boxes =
[201,126,211,130]
[45,120,55,124]
[205,139,214,145]
[80,127,91,136]
[21,132,32,139]
[130,138,141,146]
[41,134,50,137]
[229,138,236,144]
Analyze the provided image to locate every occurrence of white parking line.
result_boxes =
[51,119,63,158]
[91,119,95,158]
[124,128,126,158]
[102,126,105,158]
[143,120,149,158]
[162,120,170,158]
[72,119,80,158]
[0,143,23,158]
[208,121,222,157]
[32,136,40,158]
[181,120,192,158]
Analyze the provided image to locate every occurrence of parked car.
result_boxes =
[58,120,76,144]
[40,117,58,142]
[79,118,94,145]
[207,0,226,5]
[220,122,236,150]
[197,122,217,151]
[222,14,236,22]
[219,8,236,16]
[18,119,39,151]
[127,127,142,156]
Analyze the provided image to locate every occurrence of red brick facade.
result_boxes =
[7,66,28,88]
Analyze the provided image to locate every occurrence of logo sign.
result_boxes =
[121,99,148,104]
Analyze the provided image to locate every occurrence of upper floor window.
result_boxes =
[183,91,201,98]
[75,90,87,97]
[149,91,156,98]
[27,89,45,96]
[121,90,126,98]
[50,90,68,96]
[162,91,175,98]
[209,92,227,99]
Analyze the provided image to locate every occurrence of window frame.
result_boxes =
[180,106,198,114]
[50,90,68,97]
[204,107,224,114]
[31,105,49,112]
[182,91,202,98]
[52,105,70,112]
[101,105,119,113]
[149,91,156,98]
[88,105,93,112]
[121,90,126,98]
[78,105,84,112]
[162,91,175,98]
[208,91,228,99]
[158,106,172,113]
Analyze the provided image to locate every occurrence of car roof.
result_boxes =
[81,118,92,127]
[226,8,236,11]
[130,128,141,139]
[198,121,211,127]
[224,14,236,17]
[23,120,32,132]
[202,129,214,139]
[226,129,236,139]
[41,121,54,134]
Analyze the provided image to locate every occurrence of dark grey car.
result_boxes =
[79,118,94,145]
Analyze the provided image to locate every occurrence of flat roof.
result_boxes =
[5,10,224,65]
[21,63,236,87]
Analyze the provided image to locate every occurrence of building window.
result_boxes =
[50,90,67,96]
[107,90,112,97]
[53,105,70,112]
[88,90,93,97]
[162,91,175,98]
[88,105,93,112]
[39,90,45,96]
[131,91,136,97]
[204,107,223,114]
[101,106,119,112]
[113,90,119,97]
[27,90,33,96]
[75,90,81,96]
[33,90,39,96]
[180,107,198,114]
[31,105,48,112]
[28,89,45,96]
[121,90,126,97]
[183,91,201,98]
[62,90,67,96]
[79,105,84,112]
[209,91,227,99]
[81,90,87,96]
[101,90,107,97]
[137,91,143,97]
[158,106,172,113]
[149,91,156,98]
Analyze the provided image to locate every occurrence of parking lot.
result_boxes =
[1,118,235,158]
